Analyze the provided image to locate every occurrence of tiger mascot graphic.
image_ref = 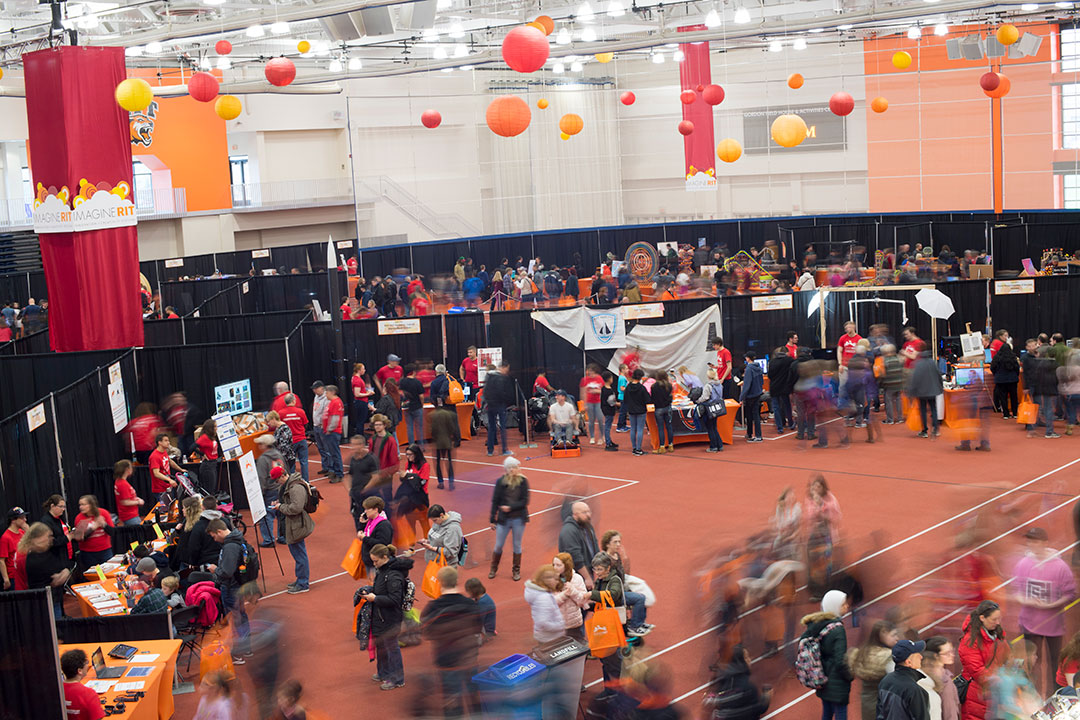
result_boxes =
[129,100,158,148]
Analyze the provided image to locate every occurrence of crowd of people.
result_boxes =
[0,297,47,341]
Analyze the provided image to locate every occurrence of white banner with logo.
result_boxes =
[606,305,721,383]
[531,307,586,347]
[584,307,626,350]
[32,180,137,233]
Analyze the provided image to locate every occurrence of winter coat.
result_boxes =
[255,448,284,493]
[917,673,942,720]
[484,371,516,408]
[740,362,765,402]
[374,395,400,429]
[959,615,1003,720]
[277,475,315,545]
[622,382,650,415]
[622,284,642,303]
[769,355,797,396]
[370,555,413,635]
[558,511,600,575]
[184,581,221,626]
[210,529,245,588]
[881,355,905,390]
[650,382,673,409]
[1029,357,1059,397]
[877,666,931,720]
[360,513,393,568]
[989,345,1020,384]
[848,645,892,720]
[708,652,771,720]
[589,572,624,606]
[429,407,459,451]
[524,580,567,643]
[940,667,961,720]
[420,592,483,668]
[186,510,229,568]
[425,511,463,565]
[800,611,851,705]
[906,356,944,399]
[490,475,530,525]
[555,571,589,629]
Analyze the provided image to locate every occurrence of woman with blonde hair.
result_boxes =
[552,552,589,640]
[265,411,296,468]
[523,564,565,643]
[489,456,530,580]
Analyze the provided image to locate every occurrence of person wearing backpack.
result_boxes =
[798,590,852,720]
[271,466,315,595]
[705,644,771,720]
[207,518,252,665]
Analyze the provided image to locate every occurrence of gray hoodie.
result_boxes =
[425,510,463,565]
[256,447,284,493]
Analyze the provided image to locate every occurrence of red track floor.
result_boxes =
[169,414,1080,719]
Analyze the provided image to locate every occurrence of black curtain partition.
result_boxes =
[296,321,336,396]
[271,244,313,273]
[487,309,540,388]
[534,231,600,275]
[0,590,65,720]
[444,313,487,376]
[361,246,413,279]
[55,612,173,645]
[0,348,126,420]
[142,318,185,346]
[468,234,535,273]
[250,273,348,314]
[182,311,308,345]
[0,394,60,513]
[411,240,469,279]
[160,277,236,315]
[932,222,987,253]
[991,223,1028,274]
[161,253,216,281]
[341,316,445,374]
[990,274,1080,345]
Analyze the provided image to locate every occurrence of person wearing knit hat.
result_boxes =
[270,466,285,481]
[800,589,852,719]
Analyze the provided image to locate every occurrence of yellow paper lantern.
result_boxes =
[770,113,808,148]
[115,78,154,112]
[527,21,546,33]
[716,138,742,163]
[892,51,912,70]
[297,40,311,54]
[560,132,570,140]
[0,68,5,80]
[595,52,614,63]
[215,95,242,120]
[870,96,889,113]
[537,98,549,109]
[996,24,1019,46]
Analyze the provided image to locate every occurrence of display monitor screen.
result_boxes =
[954,367,985,386]
[753,358,769,374]
[214,379,252,415]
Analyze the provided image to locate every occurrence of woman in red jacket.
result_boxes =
[959,599,1005,720]
[74,495,114,570]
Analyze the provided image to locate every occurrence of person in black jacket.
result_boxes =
[1020,338,1040,431]
[769,348,797,433]
[623,369,651,456]
[420,566,482,717]
[650,371,675,454]
[357,497,393,576]
[483,361,517,457]
[185,497,233,569]
[40,495,74,565]
[989,340,1020,419]
[1030,345,1061,438]
[706,644,771,720]
[489,456,530,581]
[362,544,413,690]
[876,640,931,720]
[801,590,852,720]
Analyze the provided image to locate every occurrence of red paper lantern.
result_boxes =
[421,109,442,129]
[979,72,1000,92]
[702,84,725,106]
[188,72,219,103]
[265,57,296,87]
[678,120,695,136]
[486,95,531,137]
[501,26,550,73]
[984,73,1010,98]
[829,91,854,116]
[215,40,232,55]
[695,84,705,93]
[680,89,696,105]
[620,91,636,106]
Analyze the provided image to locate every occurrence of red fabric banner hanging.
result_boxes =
[23,46,143,351]
[678,26,715,190]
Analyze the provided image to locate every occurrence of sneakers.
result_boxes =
[632,449,645,456]
[372,674,383,683]
[627,626,652,637]
[1046,432,1062,439]
[232,656,246,665]
[487,451,494,457]
[706,447,721,453]
[615,427,629,433]
[916,431,928,438]
[589,438,596,445]
[380,681,405,691]
[437,482,444,489]
[329,475,342,484]
[604,443,619,452]
[286,584,310,594]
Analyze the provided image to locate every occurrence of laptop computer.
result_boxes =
[91,647,127,679]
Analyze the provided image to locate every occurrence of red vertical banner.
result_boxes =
[678,26,716,191]
[23,46,143,351]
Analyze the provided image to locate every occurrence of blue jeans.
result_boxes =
[220,583,250,655]
[1066,394,1080,425]
[122,517,142,527]
[774,394,793,432]
[324,431,343,475]
[654,407,673,447]
[258,489,284,544]
[288,539,309,588]
[375,627,404,684]
[552,423,572,443]
[603,415,614,445]
[486,406,509,454]
[1038,395,1056,435]
[493,517,525,554]
[290,439,309,482]
[585,402,603,440]
[821,700,847,720]
[629,414,645,452]
[625,590,647,629]
[406,408,424,445]
[616,403,628,429]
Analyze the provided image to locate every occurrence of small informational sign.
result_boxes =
[1020,258,1038,276]
[622,303,665,320]
[336,240,353,249]
[378,318,421,336]
[752,294,794,311]
[238,451,267,525]
[994,279,1035,295]
[478,347,503,384]
[657,241,677,256]
[164,258,183,268]
[251,249,270,259]
[700,264,719,278]
[108,362,122,385]
[213,412,243,460]
[960,331,985,359]
[242,282,249,294]
[26,403,46,432]
[108,379,127,433]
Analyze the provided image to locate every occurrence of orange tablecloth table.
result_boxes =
[82,540,169,580]
[60,640,182,720]
[395,402,474,444]
[72,577,133,617]
[644,400,740,450]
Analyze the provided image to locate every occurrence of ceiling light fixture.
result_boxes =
[270,21,289,35]
[437,0,452,8]
[553,61,565,73]
[349,57,362,70]
[145,40,162,53]
[433,45,447,58]
[651,51,665,63]
[582,27,597,42]
[673,48,685,61]
[245,24,265,38]
[907,26,921,39]
[837,23,853,30]
[733,6,751,23]
[1021,3,1039,9]
[329,59,343,72]
[1056,1,1072,7]
[556,28,572,44]
[422,28,439,41]
[203,0,226,5]
[459,65,474,71]
[453,43,468,57]
[793,37,807,50]
[768,40,782,52]
[704,9,721,28]
[571,60,583,71]
[578,2,594,19]
[216,56,231,69]
[125,46,142,57]
[923,0,940,3]
[199,57,213,70]
[448,22,464,38]
[607,0,625,16]
[77,15,99,29]
[809,27,824,33]
[314,40,330,56]
[934,23,949,35]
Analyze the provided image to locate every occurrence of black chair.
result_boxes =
[170,603,203,673]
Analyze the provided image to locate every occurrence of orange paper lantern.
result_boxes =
[996,24,1019,46]
[787,73,804,89]
[559,113,584,136]
[265,57,296,86]
[534,15,555,36]
[502,26,549,73]
[527,21,545,33]
[537,98,549,109]
[486,95,531,137]
[716,138,742,163]
[188,71,219,102]
[771,114,808,148]
[983,73,1011,98]
[870,96,889,113]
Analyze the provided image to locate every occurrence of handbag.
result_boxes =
[703,398,727,419]
[422,548,447,599]
[1016,398,1039,425]
[585,590,628,658]
[447,375,465,404]
[953,674,971,704]
[340,538,367,581]
[906,403,923,432]
[392,514,417,548]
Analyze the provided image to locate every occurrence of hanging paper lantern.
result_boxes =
[679,89,696,105]
[996,24,1019,46]
[502,25,549,73]
[215,95,242,120]
[486,95,531,137]
[870,96,889,113]
[188,72,219,102]
[695,84,705,93]
[595,52,614,63]
[620,91,636,106]
[979,71,1001,91]
[115,78,153,112]
[716,138,742,163]
[265,57,296,86]
[537,98,549,109]
[702,84,725,106]
[678,120,695,136]
[421,109,442,128]
[527,21,546,33]
[534,15,555,36]
[297,40,311,54]
[892,51,912,69]
[770,113,808,148]
[215,40,232,55]
[559,113,584,136]
[560,131,570,140]
[787,73,804,89]
[984,73,1011,98]
[829,91,854,116]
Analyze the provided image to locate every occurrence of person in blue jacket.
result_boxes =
[740,352,765,442]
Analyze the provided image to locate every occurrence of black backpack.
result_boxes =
[300,477,321,514]
[235,540,260,585]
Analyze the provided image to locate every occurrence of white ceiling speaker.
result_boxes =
[945,37,963,59]
[1015,31,1043,56]
[960,33,985,60]
[985,35,1006,57]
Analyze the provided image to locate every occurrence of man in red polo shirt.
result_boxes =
[148,433,182,494]
[711,336,734,396]
[270,381,291,416]
[837,322,862,370]
[0,507,27,590]
[279,394,310,482]
[901,327,926,369]
[61,649,105,720]
[374,354,404,396]
[459,346,479,396]
[785,331,799,358]
[113,460,144,526]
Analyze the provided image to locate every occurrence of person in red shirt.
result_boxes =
[711,337,734,397]
[164,307,179,319]
[113,460,144,527]
[989,328,1009,359]
[74,495,114,568]
[61,649,105,720]
[580,365,605,445]
[533,371,553,396]
[280,393,311,481]
[374,354,404,396]
[410,292,431,316]
[785,331,800,358]
[194,419,221,492]
[340,296,353,320]
[459,346,479,395]
[322,385,345,481]
[0,507,28,590]
[148,433,182,494]
[0,321,11,343]
[122,404,164,464]
[270,381,291,416]
[836,321,862,370]
[901,327,926,370]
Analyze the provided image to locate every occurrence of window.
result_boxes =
[229,155,249,185]
[132,160,153,210]
[1064,26,1080,71]
[1062,85,1080,150]
[1064,174,1080,209]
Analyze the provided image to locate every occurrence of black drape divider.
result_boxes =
[160,252,216,281]
[28,270,47,301]
[932,222,988,253]
[0,348,126,420]
[534,231,600,275]
[80,466,154,519]
[444,313,487,373]
[0,589,65,720]
[360,246,413,279]
[160,277,235,315]
[55,612,172,645]
[466,234,534,274]
[139,259,160,293]
[487,309,540,389]
[181,310,309,345]
[893,223,932,251]
[341,315,445,375]
[991,274,1080,345]
[0,326,51,355]
[296,321,335,394]
[597,226,664,266]
[0,392,59,513]
[142,318,185,346]
[187,280,246,318]
[411,239,470,279]
[248,272,347,314]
